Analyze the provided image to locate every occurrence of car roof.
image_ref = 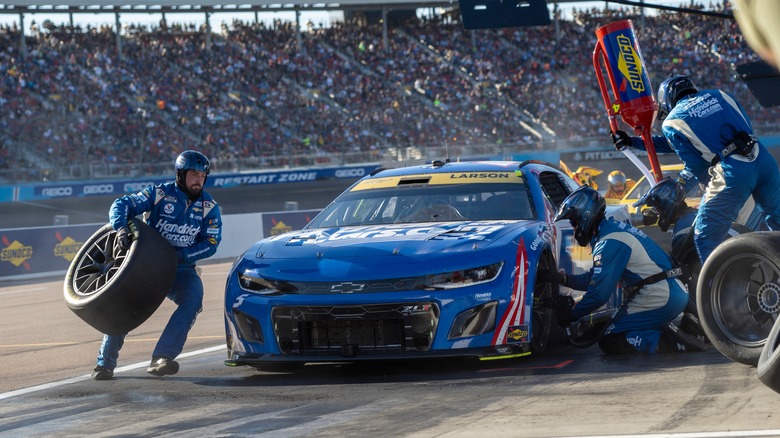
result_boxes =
[368,160,560,178]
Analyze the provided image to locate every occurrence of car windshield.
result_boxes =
[307,181,535,228]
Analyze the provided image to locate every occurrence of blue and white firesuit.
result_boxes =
[627,89,780,262]
[96,182,222,370]
[566,218,688,353]
[670,209,696,259]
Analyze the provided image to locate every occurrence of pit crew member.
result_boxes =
[91,150,222,380]
[611,74,780,263]
[540,185,705,354]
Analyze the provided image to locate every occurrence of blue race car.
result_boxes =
[224,160,624,368]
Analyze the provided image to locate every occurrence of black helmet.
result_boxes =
[657,75,697,121]
[175,150,210,195]
[632,177,686,232]
[554,185,606,247]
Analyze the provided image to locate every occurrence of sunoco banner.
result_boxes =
[0,224,101,277]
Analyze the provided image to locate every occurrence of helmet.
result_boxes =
[608,170,627,188]
[554,185,606,247]
[175,150,210,195]
[632,177,686,232]
[656,75,697,121]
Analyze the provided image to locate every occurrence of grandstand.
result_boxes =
[0,0,777,183]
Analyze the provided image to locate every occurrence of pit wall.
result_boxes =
[0,209,320,281]
[0,164,380,203]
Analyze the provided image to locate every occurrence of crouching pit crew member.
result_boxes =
[539,186,705,354]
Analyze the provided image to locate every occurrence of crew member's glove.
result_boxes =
[116,226,133,251]
[640,207,659,226]
[537,269,566,285]
[610,130,632,151]
[556,302,574,327]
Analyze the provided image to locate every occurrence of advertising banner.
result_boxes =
[261,210,321,238]
[208,164,379,189]
[14,164,380,202]
[0,223,102,278]
[0,186,14,202]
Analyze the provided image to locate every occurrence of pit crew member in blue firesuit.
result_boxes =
[91,150,222,380]
[632,177,695,258]
[611,74,780,263]
[539,185,705,354]
[634,176,762,259]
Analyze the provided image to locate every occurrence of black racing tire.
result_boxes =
[696,232,780,366]
[679,248,701,316]
[758,318,780,394]
[63,218,177,335]
[531,257,555,356]
[531,306,553,356]
[677,224,751,317]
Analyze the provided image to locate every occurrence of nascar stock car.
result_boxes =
[223,160,630,368]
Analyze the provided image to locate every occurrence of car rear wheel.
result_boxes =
[676,224,751,316]
[63,218,178,335]
[672,222,753,316]
[696,232,780,366]
[757,318,780,393]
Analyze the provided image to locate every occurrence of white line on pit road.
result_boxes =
[0,344,225,401]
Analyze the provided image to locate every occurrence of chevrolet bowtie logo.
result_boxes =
[330,282,366,294]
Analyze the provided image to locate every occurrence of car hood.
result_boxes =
[243,221,542,280]
[259,221,535,257]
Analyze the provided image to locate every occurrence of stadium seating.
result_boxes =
[0,3,777,182]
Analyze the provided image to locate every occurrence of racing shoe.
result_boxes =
[146,357,179,376]
[91,365,114,381]
[658,322,707,353]
[680,312,707,342]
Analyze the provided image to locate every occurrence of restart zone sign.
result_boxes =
[14,164,380,201]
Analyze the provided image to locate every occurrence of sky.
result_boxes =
[0,1,702,33]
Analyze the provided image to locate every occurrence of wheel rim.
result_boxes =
[71,231,128,296]
[710,252,780,347]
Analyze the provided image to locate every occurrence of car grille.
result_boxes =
[271,302,439,356]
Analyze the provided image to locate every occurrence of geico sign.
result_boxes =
[83,184,115,195]
[124,182,155,193]
[335,168,365,178]
[41,187,73,197]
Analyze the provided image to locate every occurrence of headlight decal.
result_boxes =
[492,237,528,345]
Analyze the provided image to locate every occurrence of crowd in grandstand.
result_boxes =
[0,0,777,182]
